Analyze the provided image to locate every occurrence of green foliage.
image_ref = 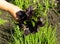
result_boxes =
[0,10,2,15]
[10,0,57,44]
[10,22,57,44]
[0,18,7,25]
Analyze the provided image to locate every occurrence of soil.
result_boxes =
[0,10,14,44]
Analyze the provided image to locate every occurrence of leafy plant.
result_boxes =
[9,0,57,44]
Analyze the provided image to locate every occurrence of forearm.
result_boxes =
[0,0,22,20]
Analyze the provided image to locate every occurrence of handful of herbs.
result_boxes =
[16,5,44,35]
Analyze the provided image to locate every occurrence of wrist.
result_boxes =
[5,2,23,21]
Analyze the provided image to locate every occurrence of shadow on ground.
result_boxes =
[0,10,14,44]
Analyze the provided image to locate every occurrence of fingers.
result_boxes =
[0,0,23,21]
[16,11,27,21]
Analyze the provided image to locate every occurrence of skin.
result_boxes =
[0,0,29,33]
[0,0,22,21]
[0,0,43,34]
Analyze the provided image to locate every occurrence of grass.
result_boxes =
[9,0,57,44]
[0,0,57,44]
[10,21,57,44]
[0,10,2,15]
[0,18,8,25]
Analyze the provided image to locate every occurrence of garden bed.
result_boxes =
[0,0,60,44]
